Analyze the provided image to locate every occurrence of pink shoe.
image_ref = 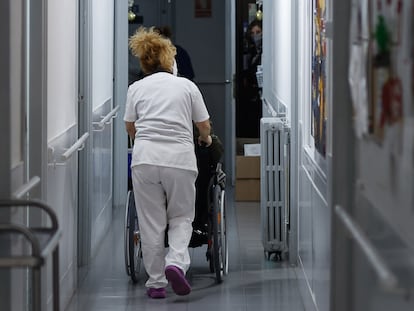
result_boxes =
[146,287,166,299]
[165,265,191,296]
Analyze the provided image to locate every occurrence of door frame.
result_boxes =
[77,0,93,280]
[112,0,128,210]
[226,0,236,186]
[0,1,12,309]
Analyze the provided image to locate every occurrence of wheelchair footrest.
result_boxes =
[189,229,209,247]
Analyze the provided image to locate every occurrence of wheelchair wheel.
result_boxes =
[211,184,227,283]
[124,191,132,276]
[219,188,228,275]
[125,190,142,283]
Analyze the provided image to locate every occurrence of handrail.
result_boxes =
[12,176,41,199]
[61,132,90,161]
[101,105,120,124]
[0,199,61,310]
[93,105,119,131]
[0,199,59,230]
[0,223,41,261]
[263,98,278,117]
[334,205,398,290]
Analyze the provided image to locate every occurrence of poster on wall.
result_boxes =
[311,0,327,157]
[368,0,404,142]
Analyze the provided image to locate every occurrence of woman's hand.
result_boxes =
[198,135,212,147]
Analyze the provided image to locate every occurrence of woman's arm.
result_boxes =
[195,119,212,146]
[125,122,136,141]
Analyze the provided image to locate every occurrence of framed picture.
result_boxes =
[195,0,212,18]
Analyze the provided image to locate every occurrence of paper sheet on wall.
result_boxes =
[348,0,370,138]
[349,44,369,138]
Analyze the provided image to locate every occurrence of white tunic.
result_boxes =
[123,72,210,173]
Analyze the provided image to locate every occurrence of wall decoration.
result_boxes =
[195,0,212,18]
[311,0,327,156]
[349,0,370,138]
[369,0,404,141]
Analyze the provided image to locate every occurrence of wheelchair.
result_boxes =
[124,142,228,284]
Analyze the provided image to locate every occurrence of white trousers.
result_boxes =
[131,164,197,288]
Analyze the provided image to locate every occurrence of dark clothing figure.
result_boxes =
[191,123,224,245]
[155,26,195,81]
[237,19,263,138]
[175,44,195,81]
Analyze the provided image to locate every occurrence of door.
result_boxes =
[174,0,232,172]
[78,0,117,279]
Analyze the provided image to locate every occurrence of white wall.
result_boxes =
[89,0,115,257]
[47,1,78,309]
[295,1,331,310]
[262,0,291,118]
[47,0,77,140]
[92,0,114,111]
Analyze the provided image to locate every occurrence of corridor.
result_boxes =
[66,195,306,311]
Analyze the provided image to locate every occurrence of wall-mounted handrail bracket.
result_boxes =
[92,105,120,131]
[48,132,89,168]
[61,132,90,160]
[12,176,41,199]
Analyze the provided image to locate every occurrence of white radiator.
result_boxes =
[260,117,290,260]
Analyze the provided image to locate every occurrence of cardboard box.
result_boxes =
[236,156,261,179]
[236,138,260,155]
[235,155,261,201]
[235,179,260,201]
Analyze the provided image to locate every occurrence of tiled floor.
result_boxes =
[66,190,305,311]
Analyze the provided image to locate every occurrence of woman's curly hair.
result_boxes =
[129,26,176,74]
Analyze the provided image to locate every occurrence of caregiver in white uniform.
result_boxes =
[124,27,212,299]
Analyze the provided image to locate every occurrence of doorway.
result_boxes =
[123,0,234,180]
[235,0,262,140]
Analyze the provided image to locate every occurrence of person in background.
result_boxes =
[155,25,195,81]
[124,26,212,299]
[241,19,263,138]
[247,19,263,79]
